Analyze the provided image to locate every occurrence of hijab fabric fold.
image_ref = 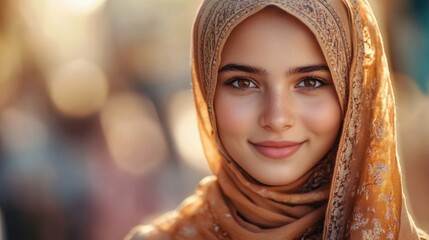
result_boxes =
[126,0,427,239]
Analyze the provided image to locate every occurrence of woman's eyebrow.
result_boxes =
[218,63,329,75]
[288,64,330,75]
[218,63,267,75]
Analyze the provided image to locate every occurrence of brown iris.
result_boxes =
[303,79,317,88]
[237,79,252,88]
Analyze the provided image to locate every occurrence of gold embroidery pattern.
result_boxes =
[333,1,402,239]
[325,0,365,237]
[380,191,399,239]
[351,211,369,231]
[362,219,384,240]
[363,26,375,67]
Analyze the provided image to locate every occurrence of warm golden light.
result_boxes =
[100,92,168,175]
[49,0,107,14]
[0,34,22,108]
[18,0,106,69]
[48,59,109,118]
[168,90,209,174]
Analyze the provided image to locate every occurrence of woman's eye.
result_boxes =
[227,78,257,89]
[296,77,326,89]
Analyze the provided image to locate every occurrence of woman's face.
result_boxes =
[215,8,342,186]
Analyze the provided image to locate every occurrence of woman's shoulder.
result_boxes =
[124,223,171,240]
[124,176,219,240]
[125,209,183,240]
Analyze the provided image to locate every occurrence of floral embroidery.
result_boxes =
[357,184,369,200]
[179,224,197,238]
[356,163,388,201]
[362,219,385,240]
[207,200,232,240]
[368,163,388,185]
[367,119,384,157]
[372,119,384,141]
[351,193,398,239]
[211,223,230,240]
[351,211,369,231]
[380,191,399,239]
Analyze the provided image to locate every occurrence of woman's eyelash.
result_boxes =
[223,75,329,91]
[295,76,328,90]
[225,76,258,90]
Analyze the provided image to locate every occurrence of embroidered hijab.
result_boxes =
[126,0,426,239]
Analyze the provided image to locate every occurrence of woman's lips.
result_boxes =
[250,140,303,159]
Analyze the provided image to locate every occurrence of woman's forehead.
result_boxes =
[220,6,327,69]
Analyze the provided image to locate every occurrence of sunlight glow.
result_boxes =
[168,90,209,174]
[0,34,22,108]
[100,92,168,175]
[50,0,107,14]
[48,59,109,118]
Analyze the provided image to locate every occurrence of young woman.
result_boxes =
[126,0,428,239]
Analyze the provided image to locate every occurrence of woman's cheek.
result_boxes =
[299,97,341,134]
[215,95,257,136]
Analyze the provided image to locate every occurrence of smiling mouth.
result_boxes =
[250,140,303,159]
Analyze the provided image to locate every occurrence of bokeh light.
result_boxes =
[47,59,109,118]
[18,0,106,69]
[49,0,107,14]
[168,90,209,174]
[100,92,168,175]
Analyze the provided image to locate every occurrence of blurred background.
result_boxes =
[0,0,427,239]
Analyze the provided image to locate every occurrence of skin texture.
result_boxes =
[215,7,342,186]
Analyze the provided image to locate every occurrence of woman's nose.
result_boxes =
[259,91,294,131]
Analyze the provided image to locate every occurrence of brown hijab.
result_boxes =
[126,0,427,239]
